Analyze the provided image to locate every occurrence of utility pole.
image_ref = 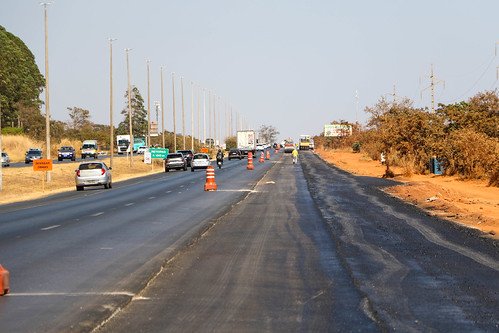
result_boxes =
[109,38,116,170]
[172,73,177,152]
[181,76,186,150]
[213,94,217,146]
[197,84,200,148]
[190,81,194,150]
[203,88,206,144]
[421,64,445,112]
[125,48,133,167]
[160,67,165,148]
[41,2,52,182]
[0,101,3,191]
[146,60,151,147]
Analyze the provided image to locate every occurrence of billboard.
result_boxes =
[324,124,352,137]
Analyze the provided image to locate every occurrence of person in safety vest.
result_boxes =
[292,148,299,164]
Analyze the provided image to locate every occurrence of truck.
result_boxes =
[237,130,256,156]
[116,135,146,154]
[299,134,311,150]
[81,140,98,159]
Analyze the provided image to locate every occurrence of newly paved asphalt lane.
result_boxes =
[1,151,498,332]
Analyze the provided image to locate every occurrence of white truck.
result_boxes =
[237,130,256,156]
[116,135,131,154]
[81,140,98,159]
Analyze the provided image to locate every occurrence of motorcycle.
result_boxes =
[217,159,223,169]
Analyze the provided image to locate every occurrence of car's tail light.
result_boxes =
[101,168,106,175]
[76,170,80,177]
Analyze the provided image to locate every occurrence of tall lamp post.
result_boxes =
[172,73,177,152]
[181,76,186,150]
[125,48,133,167]
[146,60,151,147]
[160,67,165,148]
[190,81,194,150]
[41,2,52,182]
[109,38,116,170]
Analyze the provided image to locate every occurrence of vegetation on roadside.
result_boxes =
[315,90,499,186]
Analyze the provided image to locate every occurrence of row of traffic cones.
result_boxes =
[205,149,277,191]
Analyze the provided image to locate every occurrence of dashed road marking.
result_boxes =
[125,203,134,206]
[91,212,104,217]
[148,196,156,200]
[41,225,60,231]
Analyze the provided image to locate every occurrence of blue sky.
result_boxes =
[1,0,498,142]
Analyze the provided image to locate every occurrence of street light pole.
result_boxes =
[109,38,116,170]
[172,73,177,152]
[160,67,165,148]
[125,48,133,167]
[190,81,194,150]
[146,60,151,147]
[181,76,186,150]
[42,2,52,182]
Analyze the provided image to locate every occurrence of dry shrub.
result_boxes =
[2,135,44,162]
[441,129,499,182]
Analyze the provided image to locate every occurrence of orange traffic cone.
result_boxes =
[266,150,270,160]
[0,265,10,296]
[247,152,254,170]
[259,151,265,163]
[204,165,217,191]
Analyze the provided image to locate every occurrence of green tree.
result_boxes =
[225,136,236,149]
[117,86,147,137]
[0,25,45,127]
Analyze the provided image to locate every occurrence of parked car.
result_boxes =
[228,148,243,160]
[191,153,211,172]
[25,148,43,164]
[165,153,187,172]
[137,146,148,154]
[177,149,194,166]
[1,152,10,167]
[58,146,76,161]
[75,161,112,191]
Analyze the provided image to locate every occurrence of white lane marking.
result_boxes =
[91,212,104,217]
[217,189,259,193]
[265,181,276,184]
[125,202,134,206]
[132,296,150,301]
[165,191,172,194]
[148,196,156,200]
[100,247,113,250]
[7,291,135,297]
[41,225,60,231]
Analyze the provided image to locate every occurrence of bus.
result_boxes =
[299,135,311,150]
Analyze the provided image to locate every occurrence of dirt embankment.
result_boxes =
[315,148,499,239]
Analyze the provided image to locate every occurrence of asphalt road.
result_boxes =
[99,151,499,332]
[0,154,273,332]
[1,151,498,332]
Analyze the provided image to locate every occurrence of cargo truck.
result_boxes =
[237,130,256,156]
[116,135,146,154]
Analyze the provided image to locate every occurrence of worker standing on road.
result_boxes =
[292,148,299,164]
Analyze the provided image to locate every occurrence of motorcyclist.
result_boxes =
[216,149,224,165]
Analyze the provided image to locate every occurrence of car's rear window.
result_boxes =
[167,154,183,158]
[193,154,208,160]
[79,163,103,170]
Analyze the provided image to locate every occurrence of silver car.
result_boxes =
[191,153,211,172]
[1,152,10,167]
[75,161,112,191]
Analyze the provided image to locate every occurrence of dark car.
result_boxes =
[25,148,43,164]
[177,150,194,166]
[58,146,76,161]
[165,153,187,172]
[228,148,243,160]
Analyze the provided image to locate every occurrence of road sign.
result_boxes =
[149,148,168,159]
[33,159,53,171]
[144,151,152,164]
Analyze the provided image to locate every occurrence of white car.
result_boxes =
[137,146,148,154]
[75,161,112,191]
[191,153,211,172]
[1,152,10,167]
[256,144,265,151]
